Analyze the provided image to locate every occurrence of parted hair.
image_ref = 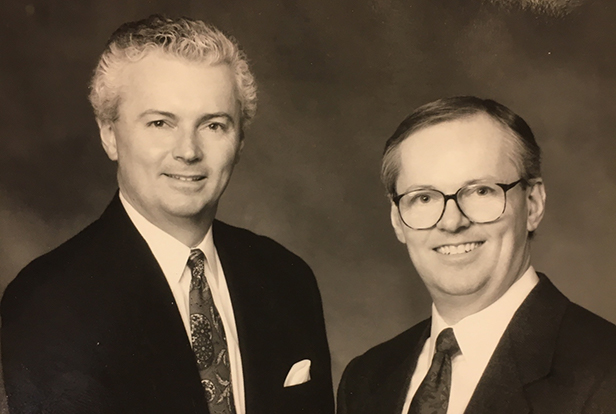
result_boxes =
[89,15,257,127]
[381,96,542,197]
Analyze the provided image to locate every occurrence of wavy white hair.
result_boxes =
[89,15,257,128]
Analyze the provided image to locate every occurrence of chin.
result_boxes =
[163,200,212,219]
[431,272,490,297]
[440,284,485,297]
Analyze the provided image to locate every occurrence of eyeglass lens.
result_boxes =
[398,183,508,229]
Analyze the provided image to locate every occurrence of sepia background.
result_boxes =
[2,0,616,405]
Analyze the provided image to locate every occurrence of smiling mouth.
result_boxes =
[164,173,206,182]
[434,242,484,255]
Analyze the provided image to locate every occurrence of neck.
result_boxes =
[121,193,216,248]
[432,258,532,326]
[433,298,488,326]
[159,214,214,247]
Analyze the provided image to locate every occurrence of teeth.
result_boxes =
[167,174,203,182]
[436,242,482,255]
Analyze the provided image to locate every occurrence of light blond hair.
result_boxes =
[89,15,257,129]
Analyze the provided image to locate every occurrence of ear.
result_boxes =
[97,120,118,161]
[390,201,407,244]
[526,178,546,232]
[234,137,245,165]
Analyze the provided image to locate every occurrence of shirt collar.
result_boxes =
[429,266,539,364]
[119,192,217,283]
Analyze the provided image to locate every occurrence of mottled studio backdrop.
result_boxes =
[2,0,616,399]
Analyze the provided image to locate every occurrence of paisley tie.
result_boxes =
[187,249,236,414]
[408,327,460,414]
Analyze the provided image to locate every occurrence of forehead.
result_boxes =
[396,114,520,191]
[116,51,238,113]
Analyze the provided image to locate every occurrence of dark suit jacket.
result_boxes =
[337,274,616,414]
[1,194,335,414]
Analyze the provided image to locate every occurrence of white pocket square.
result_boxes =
[283,359,311,387]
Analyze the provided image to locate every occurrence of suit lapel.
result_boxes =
[357,321,430,414]
[464,274,569,414]
[100,194,193,351]
[464,333,530,414]
[98,194,208,413]
[386,322,431,414]
[212,221,273,412]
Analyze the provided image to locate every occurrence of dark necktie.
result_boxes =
[408,327,460,414]
[187,249,236,414]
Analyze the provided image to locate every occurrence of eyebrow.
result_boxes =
[137,110,236,127]
[400,177,502,194]
[196,112,236,127]
[138,110,178,120]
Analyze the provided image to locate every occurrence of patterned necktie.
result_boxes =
[187,249,236,414]
[408,327,460,414]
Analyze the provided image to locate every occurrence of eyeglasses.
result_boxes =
[393,179,524,230]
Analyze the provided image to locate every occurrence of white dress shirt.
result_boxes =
[120,193,245,414]
[401,266,539,414]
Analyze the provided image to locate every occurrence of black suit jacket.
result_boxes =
[1,194,335,414]
[337,274,616,414]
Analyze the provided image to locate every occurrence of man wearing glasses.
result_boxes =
[337,96,616,414]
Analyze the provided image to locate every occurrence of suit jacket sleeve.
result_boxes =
[2,260,110,414]
[306,264,335,413]
[582,362,616,413]
[336,356,359,414]
[262,246,335,414]
[213,221,335,414]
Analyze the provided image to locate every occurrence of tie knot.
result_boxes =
[187,249,206,271]
[435,328,460,356]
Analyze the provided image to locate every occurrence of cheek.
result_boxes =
[403,230,432,262]
[494,196,529,246]
[123,151,162,173]
[117,136,158,165]
[507,209,530,250]
[211,145,240,170]
[491,222,527,269]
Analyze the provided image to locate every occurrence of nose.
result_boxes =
[435,198,471,233]
[172,128,203,163]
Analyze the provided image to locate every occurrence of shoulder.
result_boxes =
[212,219,321,302]
[213,219,312,271]
[337,320,429,414]
[342,319,429,385]
[547,301,616,407]
[558,301,616,355]
[530,282,616,396]
[213,220,301,254]
[4,219,102,291]
[523,275,616,366]
[537,272,616,354]
[1,204,129,318]
[525,274,616,349]
[1,217,117,356]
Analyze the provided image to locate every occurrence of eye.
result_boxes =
[409,192,434,205]
[147,120,168,128]
[206,122,228,132]
[474,185,497,196]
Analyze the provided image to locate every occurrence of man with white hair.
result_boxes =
[2,15,334,414]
